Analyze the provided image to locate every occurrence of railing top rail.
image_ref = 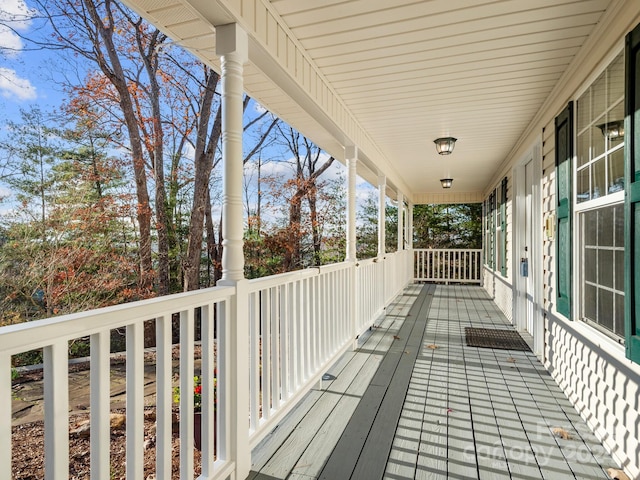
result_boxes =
[356,257,377,267]
[414,248,482,253]
[247,262,351,292]
[0,285,235,355]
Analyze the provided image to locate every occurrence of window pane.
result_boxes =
[598,289,613,331]
[592,159,606,199]
[584,209,597,245]
[592,121,606,159]
[585,284,597,321]
[577,167,590,203]
[607,53,624,105]
[615,250,624,290]
[614,204,624,247]
[585,248,596,283]
[607,101,625,150]
[577,131,590,167]
[598,249,613,288]
[599,207,613,246]
[615,293,625,336]
[609,148,624,193]
[591,73,606,122]
[577,94,590,132]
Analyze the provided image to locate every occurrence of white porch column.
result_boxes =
[397,192,404,251]
[408,202,414,249]
[216,23,251,480]
[218,23,247,283]
[377,174,386,257]
[345,146,358,262]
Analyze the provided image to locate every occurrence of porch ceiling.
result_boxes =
[121,0,613,201]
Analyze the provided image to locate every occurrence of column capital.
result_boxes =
[344,145,358,160]
[216,23,248,63]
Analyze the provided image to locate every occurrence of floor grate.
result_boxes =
[465,327,531,351]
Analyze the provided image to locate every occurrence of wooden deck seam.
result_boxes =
[319,284,436,480]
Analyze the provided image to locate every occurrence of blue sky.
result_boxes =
[0,0,63,121]
[0,0,377,214]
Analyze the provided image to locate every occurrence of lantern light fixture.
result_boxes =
[434,137,457,155]
[440,178,453,189]
[596,120,624,141]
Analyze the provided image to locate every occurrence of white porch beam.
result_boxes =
[378,174,386,258]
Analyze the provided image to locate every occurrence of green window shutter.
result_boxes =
[501,177,508,277]
[625,22,640,363]
[555,102,573,318]
[490,191,496,269]
[484,199,489,265]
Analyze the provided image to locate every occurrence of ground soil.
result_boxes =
[11,347,205,480]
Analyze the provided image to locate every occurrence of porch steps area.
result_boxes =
[248,285,618,480]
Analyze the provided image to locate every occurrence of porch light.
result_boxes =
[440,178,453,189]
[434,137,457,155]
[596,120,624,140]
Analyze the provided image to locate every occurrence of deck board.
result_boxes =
[248,285,618,480]
[320,284,435,480]
[249,284,421,479]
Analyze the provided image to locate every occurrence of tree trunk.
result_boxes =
[307,185,322,266]
[137,25,170,295]
[84,0,153,288]
[183,71,221,291]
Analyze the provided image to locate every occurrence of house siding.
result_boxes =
[482,5,640,477]
[541,111,640,479]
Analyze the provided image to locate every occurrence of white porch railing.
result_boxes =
[414,248,483,284]
[2,251,414,480]
[1,286,236,480]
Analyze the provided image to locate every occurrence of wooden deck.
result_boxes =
[247,285,617,480]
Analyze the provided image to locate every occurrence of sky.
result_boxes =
[0,0,379,216]
[0,0,57,118]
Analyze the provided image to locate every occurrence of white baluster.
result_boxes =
[90,331,110,480]
[44,340,69,480]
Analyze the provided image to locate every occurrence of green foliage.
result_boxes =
[68,338,91,358]
[12,350,43,368]
[0,111,152,325]
[413,204,482,249]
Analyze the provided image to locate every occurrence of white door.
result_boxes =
[524,160,534,335]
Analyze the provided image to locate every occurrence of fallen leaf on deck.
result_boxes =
[551,427,572,439]
[393,335,400,340]
[427,344,439,349]
[607,467,630,480]
[506,357,517,363]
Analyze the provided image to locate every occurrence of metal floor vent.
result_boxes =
[465,327,531,352]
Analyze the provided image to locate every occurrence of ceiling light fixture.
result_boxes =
[434,137,457,155]
[596,120,624,140]
[440,178,453,189]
